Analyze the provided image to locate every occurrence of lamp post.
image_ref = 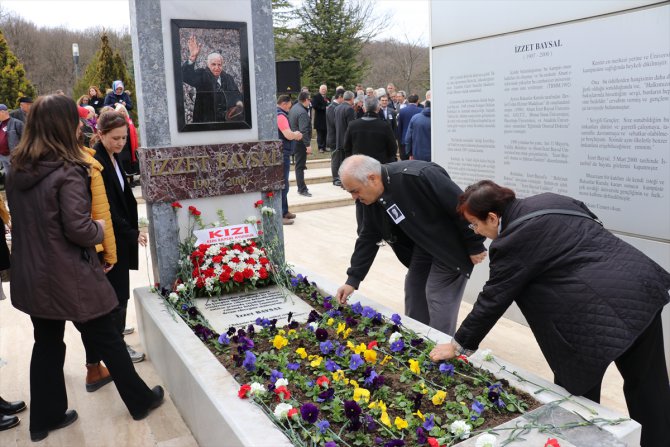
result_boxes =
[72,43,79,80]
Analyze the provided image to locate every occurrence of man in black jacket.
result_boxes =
[335,155,487,335]
[311,85,330,153]
[288,91,313,196]
[326,89,343,152]
[343,96,396,163]
[331,91,355,187]
[182,35,243,123]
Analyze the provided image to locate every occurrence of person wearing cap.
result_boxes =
[9,97,32,123]
[0,104,24,178]
[103,81,133,111]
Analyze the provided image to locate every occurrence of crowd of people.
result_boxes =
[277,83,431,225]
[0,91,158,440]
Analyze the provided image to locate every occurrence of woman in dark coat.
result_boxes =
[429,180,670,446]
[7,95,163,441]
[93,111,146,362]
[103,80,133,111]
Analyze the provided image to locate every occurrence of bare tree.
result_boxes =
[361,36,429,96]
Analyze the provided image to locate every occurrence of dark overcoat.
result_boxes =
[454,193,670,395]
[94,143,139,303]
[182,62,242,123]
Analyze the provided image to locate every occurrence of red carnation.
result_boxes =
[316,376,330,388]
[171,201,182,209]
[196,277,205,288]
[219,272,231,282]
[274,385,291,401]
[427,438,442,447]
[287,408,299,419]
[238,384,252,399]
[254,200,264,208]
[367,341,378,350]
[233,272,244,283]
[259,257,269,265]
[457,355,469,364]
[223,265,233,274]
[266,192,274,198]
[259,268,268,279]
[231,257,240,264]
[198,244,210,251]
[203,268,215,278]
[246,247,255,254]
[246,258,257,265]
[233,243,243,251]
[249,241,257,247]
[220,247,228,255]
[212,255,223,264]
[545,440,561,447]
[188,205,201,216]
[243,268,254,279]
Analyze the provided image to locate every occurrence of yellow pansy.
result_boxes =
[332,370,345,382]
[278,329,286,335]
[364,349,377,364]
[295,347,307,359]
[336,322,346,335]
[343,328,352,339]
[378,401,387,412]
[287,329,296,336]
[353,387,370,403]
[326,318,335,326]
[380,411,391,427]
[419,383,428,395]
[414,409,425,421]
[347,341,356,351]
[409,359,420,375]
[432,390,447,406]
[273,335,288,350]
[354,343,367,355]
[310,356,323,367]
[349,379,359,389]
[394,417,408,430]
[380,355,392,366]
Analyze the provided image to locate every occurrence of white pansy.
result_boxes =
[449,420,471,439]
[388,332,402,344]
[475,434,497,447]
[308,322,319,332]
[273,402,293,419]
[274,378,289,388]
[176,283,186,293]
[249,382,266,396]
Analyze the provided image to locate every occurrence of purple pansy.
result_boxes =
[316,387,335,402]
[391,313,402,325]
[361,306,376,319]
[325,359,341,372]
[270,369,283,384]
[439,363,455,376]
[300,403,319,424]
[315,328,329,341]
[389,339,405,352]
[287,362,300,371]
[343,400,361,420]
[316,419,330,434]
[416,427,427,444]
[320,340,334,355]
[242,350,256,371]
[472,400,485,415]
[350,302,363,315]
[422,414,435,431]
[349,354,364,370]
[218,333,230,345]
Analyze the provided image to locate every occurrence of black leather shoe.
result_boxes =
[298,190,312,197]
[30,409,78,442]
[132,386,165,421]
[0,397,26,415]
[0,414,19,431]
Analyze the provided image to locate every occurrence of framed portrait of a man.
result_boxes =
[171,19,252,132]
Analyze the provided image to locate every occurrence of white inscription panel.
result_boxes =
[432,5,670,240]
[195,285,314,333]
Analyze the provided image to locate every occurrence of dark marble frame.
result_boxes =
[171,19,252,132]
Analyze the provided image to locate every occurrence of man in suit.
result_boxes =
[397,94,422,160]
[386,83,397,110]
[378,95,398,145]
[311,85,330,153]
[326,89,344,152]
[288,92,313,196]
[9,97,32,123]
[182,35,243,123]
[332,91,356,187]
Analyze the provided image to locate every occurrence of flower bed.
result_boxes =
[152,196,632,447]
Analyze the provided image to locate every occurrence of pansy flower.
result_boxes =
[315,328,329,341]
[408,359,421,375]
[545,439,561,447]
[353,387,370,403]
[343,400,361,420]
[316,419,330,434]
[316,387,335,402]
[431,390,447,406]
[295,347,308,359]
[394,416,408,430]
[422,414,435,431]
[439,363,454,376]
[218,333,230,345]
[390,339,405,353]
[242,350,256,371]
[350,301,363,314]
[416,427,427,444]
[287,362,300,371]
[361,306,376,318]
[325,359,341,372]
[300,403,319,424]
[320,340,334,355]
[384,440,405,447]
[349,354,364,370]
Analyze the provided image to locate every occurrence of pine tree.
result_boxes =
[0,29,37,108]
[74,33,137,122]
[291,0,377,92]
[272,0,296,62]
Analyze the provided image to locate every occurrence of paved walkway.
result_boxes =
[0,201,627,447]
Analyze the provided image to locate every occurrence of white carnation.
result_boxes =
[261,206,275,215]
[249,382,266,396]
[475,434,497,447]
[274,378,289,388]
[273,402,293,419]
[168,292,179,303]
[176,283,186,293]
[449,420,471,439]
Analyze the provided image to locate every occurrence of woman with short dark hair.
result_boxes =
[7,95,163,442]
[430,180,670,445]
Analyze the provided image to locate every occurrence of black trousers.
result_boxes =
[558,313,670,446]
[399,144,410,161]
[316,127,327,150]
[294,143,308,193]
[331,148,344,182]
[30,314,154,431]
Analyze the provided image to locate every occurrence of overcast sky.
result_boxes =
[0,0,430,44]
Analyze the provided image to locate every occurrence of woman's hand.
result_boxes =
[429,342,457,362]
[138,232,148,247]
[103,263,114,273]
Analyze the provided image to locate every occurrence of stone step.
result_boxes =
[287,181,353,214]
[289,167,333,187]
[290,157,331,171]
